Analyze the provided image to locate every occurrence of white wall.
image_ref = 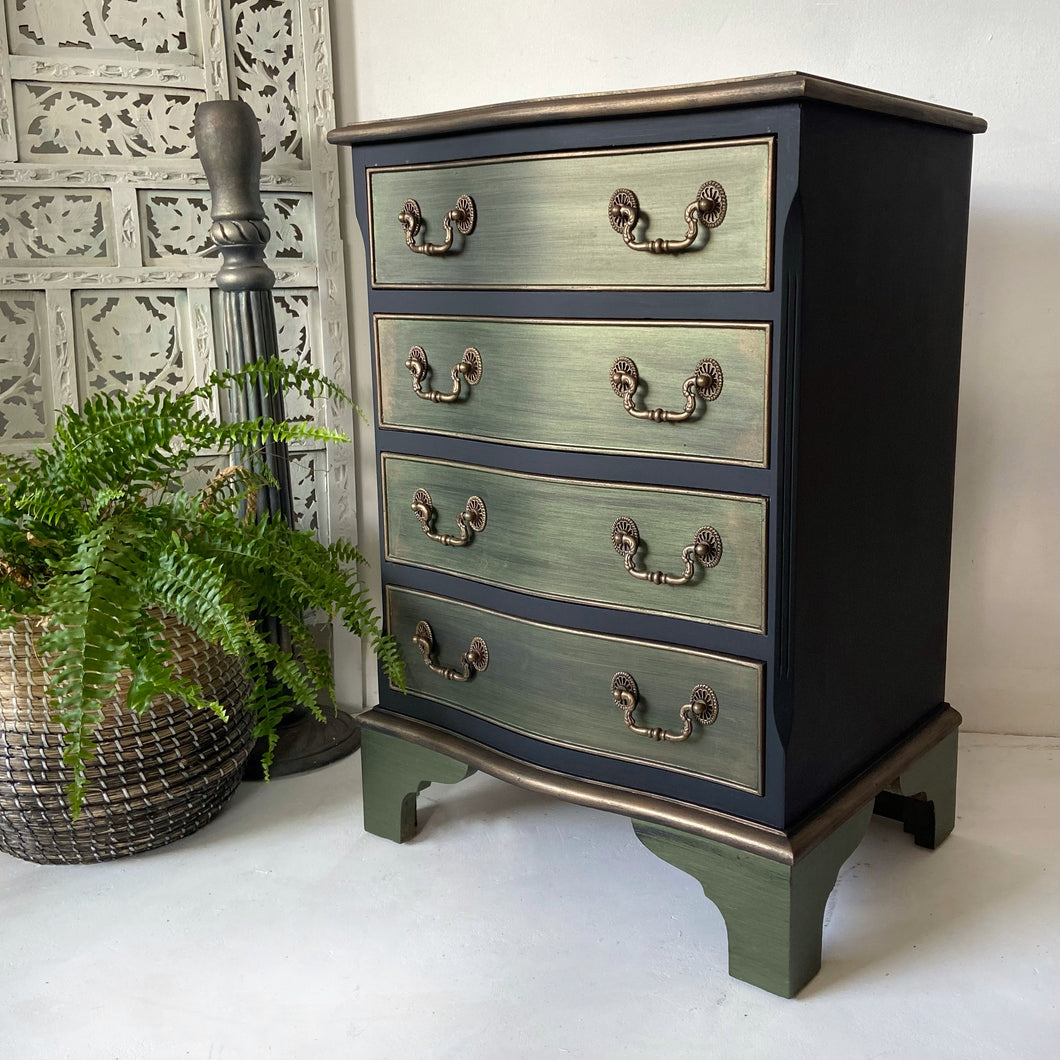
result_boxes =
[329,0,1060,736]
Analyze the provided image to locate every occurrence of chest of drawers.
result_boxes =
[330,72,984,997]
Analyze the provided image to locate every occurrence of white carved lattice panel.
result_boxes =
[14,82,205,159]
[0,187,114,263]
[4,0,198,61]
[271,286,322,428]
[289,447,328,541]
[73,288,192,396]
[224,0,307,167]
[0,289,50,441]
[183,452,230,496]
[140,189,314,264]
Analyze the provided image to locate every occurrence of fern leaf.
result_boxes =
[38,519,154,816]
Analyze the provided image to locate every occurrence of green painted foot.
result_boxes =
[360,728,475,843]
[633,803,874,998]
[873,729,958,849]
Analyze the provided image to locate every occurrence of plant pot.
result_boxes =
[0,615,255,864]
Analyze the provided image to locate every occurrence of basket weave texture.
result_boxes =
[0,614,254,864]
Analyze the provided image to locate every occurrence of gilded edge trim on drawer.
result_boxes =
[375,314,772,468]
[382,453,769,634]
[385,585,765,795]
[366,136,775,291]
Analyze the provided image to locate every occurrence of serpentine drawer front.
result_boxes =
[382,454,767,632]
[334,73,984,996]
[376,316,770,467]
[367,138,773,289]
[386,587,763,794]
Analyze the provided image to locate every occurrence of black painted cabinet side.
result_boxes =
[782,103,973,826]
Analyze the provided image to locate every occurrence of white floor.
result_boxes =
[1,732,1057,1060]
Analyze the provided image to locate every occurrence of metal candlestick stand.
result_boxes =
[194,100,359,776]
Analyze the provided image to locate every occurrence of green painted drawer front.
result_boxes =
[377,316,770,467]
[383,455,767,633]
[368,138,773,290]
[386,587,763,793]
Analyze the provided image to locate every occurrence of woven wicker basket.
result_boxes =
[0,614,254,864]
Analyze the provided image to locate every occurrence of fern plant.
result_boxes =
[0,358,403,816]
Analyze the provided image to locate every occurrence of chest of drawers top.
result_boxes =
[329,70,985,145]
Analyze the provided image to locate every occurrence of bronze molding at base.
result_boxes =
[358,703,961,865]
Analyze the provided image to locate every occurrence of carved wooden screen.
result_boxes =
[0,0,355,555]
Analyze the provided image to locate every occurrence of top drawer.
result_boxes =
[367,137,774,290]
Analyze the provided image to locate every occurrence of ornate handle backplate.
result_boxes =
[406,345,483,402]
[610,356,723,422]
[411,488,487,547]
[399,195,476,256]
[611,671,719,741]
[413,620,489,682]
[607,180,727,254]
[611,517,722,586]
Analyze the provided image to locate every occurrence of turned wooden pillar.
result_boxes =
[194,100,359,774]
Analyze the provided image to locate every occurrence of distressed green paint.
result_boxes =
[368,139,773,289]
[386,587,763,793]
[383,454,768,632]
[633,802,874,997]
[376,316,770,467]
[360,727,475,843]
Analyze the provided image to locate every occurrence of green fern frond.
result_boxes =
[0,356,401,815]
[37,518,159,816]
[216,418,350,451]
[124,612,226,721]
[210,358,352,410]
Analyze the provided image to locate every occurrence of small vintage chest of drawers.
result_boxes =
[329,72,984,997]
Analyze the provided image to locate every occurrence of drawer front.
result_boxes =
[377,316,770,468]
[383,454,768,633]
[387,587,763,793]
[368,138,773,290]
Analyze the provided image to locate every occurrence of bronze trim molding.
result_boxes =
[358,704,962,865]
[329,71,987,145]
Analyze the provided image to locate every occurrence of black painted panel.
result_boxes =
[781,102,972,826]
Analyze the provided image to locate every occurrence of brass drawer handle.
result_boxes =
[406,345,483,402]
[610,356,723,422]
[399,195,476,255]
[611,671,719,741]
[611,517,722,586]
[411,488,487,547]
[607,180,726,254]
[413,620,489,682]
